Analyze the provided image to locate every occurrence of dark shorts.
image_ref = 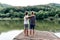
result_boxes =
[30,24,35,29]
[24,24,28,29]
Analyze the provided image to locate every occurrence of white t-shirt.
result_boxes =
[24,15,29,24]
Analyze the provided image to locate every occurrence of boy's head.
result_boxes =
[25,11,28,15]
[31,11,35,15]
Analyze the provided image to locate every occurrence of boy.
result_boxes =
[24,12,29,36]
[29,12,36,36]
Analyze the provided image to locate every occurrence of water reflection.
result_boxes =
[0,30,60,40]
[0,30,23,40]
[54,33,60,38]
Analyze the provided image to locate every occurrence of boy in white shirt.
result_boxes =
[24,12,29,36]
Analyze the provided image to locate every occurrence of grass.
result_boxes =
[0,19,60,32]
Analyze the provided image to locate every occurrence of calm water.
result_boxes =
[0,30,60,40]
[0,30,23,40]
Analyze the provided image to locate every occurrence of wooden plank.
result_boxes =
[13,30,60,40]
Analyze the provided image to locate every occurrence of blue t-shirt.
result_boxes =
[30,15,36,25]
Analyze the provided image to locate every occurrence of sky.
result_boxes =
[0,0,60,6]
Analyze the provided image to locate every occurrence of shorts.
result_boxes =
[30,24,35,29]
[24,24,28,29]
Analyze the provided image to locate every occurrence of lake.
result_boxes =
[0,20,60,32]
[0,30,60,40]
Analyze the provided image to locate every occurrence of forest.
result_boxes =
[0,3,60,20]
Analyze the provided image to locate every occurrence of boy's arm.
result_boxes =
[28,16,32,18]
[26,16,31,19]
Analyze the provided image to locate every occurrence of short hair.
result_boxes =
[31,11,34,15]
[25,11,28,15]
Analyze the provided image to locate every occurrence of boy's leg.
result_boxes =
[30,29,32,35]
[30,29,34,36]
[26,29,28,36]
[32,29,34,35]
[26,24,28,36]
[24,29,26,36]
[30,24,34,36]
[32,25,35,35]
[24,24,28,36]
[30,24,32,35]
[24,24,26,36]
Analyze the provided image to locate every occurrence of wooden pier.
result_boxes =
[13,30,60,40]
